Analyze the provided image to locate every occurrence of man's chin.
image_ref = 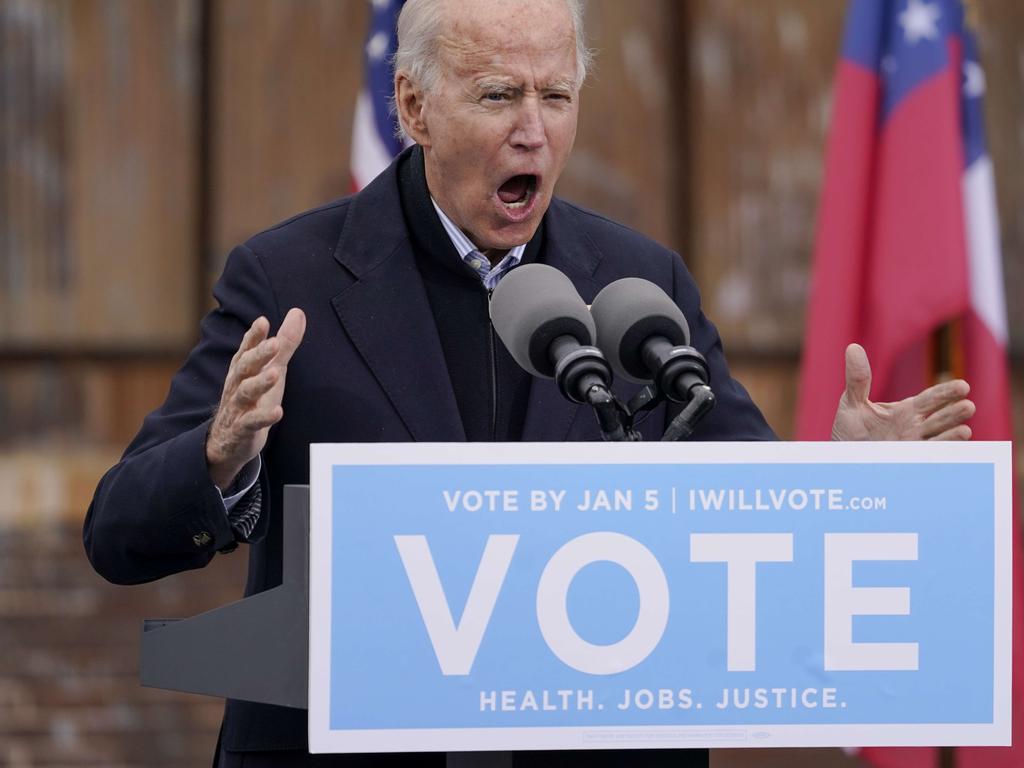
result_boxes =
[483,209,548,249]
[482,225,540,252]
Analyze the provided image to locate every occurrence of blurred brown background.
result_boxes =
[1,0,1022,766]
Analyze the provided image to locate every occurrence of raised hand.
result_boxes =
[830,343,975,442]
[205,308,307,490]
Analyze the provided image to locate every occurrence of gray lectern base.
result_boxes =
[139,484,507,766]
[140,484,309,709]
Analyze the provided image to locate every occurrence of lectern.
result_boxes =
[139,485,309,709]
[140,485,503,766]
[138,442,1011,755]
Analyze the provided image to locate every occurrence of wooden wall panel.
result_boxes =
[0,0,200,348]
[0,360,181,449]
[973,0,1024,354]
[726,359,799,439]
[0,0,72,345]
[558,0,679,250]
[210,0,368,282]
[687,0,844,355]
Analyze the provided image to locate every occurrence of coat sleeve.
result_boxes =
[668,253,778,441]
[83,244,276,585]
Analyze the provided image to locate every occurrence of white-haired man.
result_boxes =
[85,0,975,765]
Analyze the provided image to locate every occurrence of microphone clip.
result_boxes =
[550,337,641,442]
[626,342,717,441]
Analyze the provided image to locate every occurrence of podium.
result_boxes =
[139,485,309,709]
[140,485,508,766]
[139,442,1011,753]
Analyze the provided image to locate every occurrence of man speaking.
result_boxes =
[84,0,975,765]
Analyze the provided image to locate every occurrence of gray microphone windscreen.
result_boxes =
[489,264,596,378]
[591,278,690,382]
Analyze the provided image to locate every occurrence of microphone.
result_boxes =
[490,265,637,441]
[590,278,715,440]
[489,264,612,406]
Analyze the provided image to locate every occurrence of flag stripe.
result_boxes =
[964,157,1009,346]
[351,89,399,190]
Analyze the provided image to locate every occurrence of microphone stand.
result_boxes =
[550,336,641,442]
[622,339,717,441]
[661,385,715,441]
[582,379,641,442]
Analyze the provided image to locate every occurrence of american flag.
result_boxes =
[350,0,407,191]
[797,1,1020,765]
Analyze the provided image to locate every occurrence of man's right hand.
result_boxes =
[206,308,307,491]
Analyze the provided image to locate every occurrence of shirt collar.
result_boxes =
[430,197,526,286]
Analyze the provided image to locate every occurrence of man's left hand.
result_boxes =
[831,343,975,441]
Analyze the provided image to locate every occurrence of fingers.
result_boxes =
[929,424,973,441]
[912,378,970,415]
[919,398,976,438]
[222,308,305,417]
[230,316,270,368]
[843,343,872,405]
[225,309,305,391]
[226,336,279,394]
[235,366,280,405]
[238,336,280,377]
[273,308,307,367]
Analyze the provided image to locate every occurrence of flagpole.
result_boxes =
[933,320,962,768]
[929,320,965,384]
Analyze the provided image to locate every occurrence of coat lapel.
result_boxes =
[520,200,605,443]
[330,166,466,442]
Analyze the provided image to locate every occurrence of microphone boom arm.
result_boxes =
[661,385,716,442]
[549,335,640,442]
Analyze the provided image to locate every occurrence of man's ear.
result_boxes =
[394,73,430,147]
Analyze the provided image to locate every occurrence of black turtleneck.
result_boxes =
[396,146,544,441]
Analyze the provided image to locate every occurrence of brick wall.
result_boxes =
[0,454,247,767]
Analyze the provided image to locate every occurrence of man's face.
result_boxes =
[409,0,579,253]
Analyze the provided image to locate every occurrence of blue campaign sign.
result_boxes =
[308,442,1011,753]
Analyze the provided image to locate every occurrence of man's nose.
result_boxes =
[510,98,546,150]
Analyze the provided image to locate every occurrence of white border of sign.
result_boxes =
[309,441,1012,753]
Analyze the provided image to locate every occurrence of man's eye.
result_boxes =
[484,92,509,102]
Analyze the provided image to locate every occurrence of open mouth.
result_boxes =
[496,174,538,209]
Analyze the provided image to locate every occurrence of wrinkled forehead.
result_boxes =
[436,0,578,82]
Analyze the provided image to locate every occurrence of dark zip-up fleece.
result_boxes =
[397,145,542,442]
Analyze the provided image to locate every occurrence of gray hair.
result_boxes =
[393,0,593,96]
